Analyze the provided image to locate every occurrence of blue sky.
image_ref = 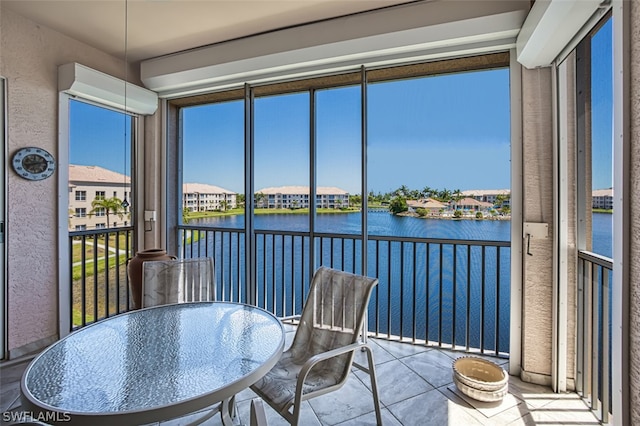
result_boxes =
[69,100,131,177]
[591,18,613,190]
[71,21,613,195]
[180,68,511,195]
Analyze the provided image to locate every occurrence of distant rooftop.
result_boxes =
[257,186,348,195]
[183,183,235,194]
[592,188,613,196]
[407,198,446,209]
[69,165,130,184]
[454,197,494,207]
[461,189,510,196]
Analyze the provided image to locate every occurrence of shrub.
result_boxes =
[389,197,408,214]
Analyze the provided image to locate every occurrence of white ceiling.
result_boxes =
[2,0,419,63]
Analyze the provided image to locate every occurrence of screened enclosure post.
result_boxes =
[244,84,256,305]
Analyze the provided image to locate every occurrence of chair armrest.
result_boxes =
[296,342,363,391]
[279,315,301,323]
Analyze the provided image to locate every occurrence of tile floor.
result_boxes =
[1,325,600,426]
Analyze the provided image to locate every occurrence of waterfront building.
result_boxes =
[183,183,237,212]
[256,186,349,209]
[461,189,511,207]
[592,188,613,210]
[68,165,131,231]
[450,197,494,213]
[406,198,446,216]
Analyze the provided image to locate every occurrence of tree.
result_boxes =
[182,207,191,224]
[453,209,463,218]
[220,200,229,212]
[389,196,408,214]
[438,188,452,202]
[395,185,410,197]
[495,193,510,211]
[236,194,245,207]
[416,208,427,217]
[255,192,266,208]
[90,196,125,228]
[475,211,484,219]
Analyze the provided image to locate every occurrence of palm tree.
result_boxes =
[236,193,245,208]
[437,188,452,202]
[395,185,410,197]
[90,196,125,228]
[255,192,266,208]
[220,200,229,212]
[421,186,434,199]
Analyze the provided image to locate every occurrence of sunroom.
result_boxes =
[0,0,636,425]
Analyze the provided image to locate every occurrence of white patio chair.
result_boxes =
[141,257,216,307]
[141,256,231,424]
[250,266,382,425]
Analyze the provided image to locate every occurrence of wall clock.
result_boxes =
[12,147,56,181]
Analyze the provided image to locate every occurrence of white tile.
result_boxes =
[352,339,396,367]
[387,388,484,426]
[309,375,379,425]
[446,385,520,418]
[334,408,402,426]
[236,398,320,426]
[371,339,429,359]
[159,406,224,426]
[360,359,433,406]
[400,349,458,388]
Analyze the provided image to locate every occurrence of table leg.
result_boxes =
[220,395,236,426]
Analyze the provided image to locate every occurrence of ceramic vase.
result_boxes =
[127,248,175,309]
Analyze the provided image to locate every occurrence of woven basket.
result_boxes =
[452,356,508,402]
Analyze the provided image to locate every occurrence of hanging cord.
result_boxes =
[121,0,130,211]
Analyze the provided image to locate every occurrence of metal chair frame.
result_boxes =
[251,266,382,425]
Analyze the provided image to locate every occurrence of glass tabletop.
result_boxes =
[21,302,284,419]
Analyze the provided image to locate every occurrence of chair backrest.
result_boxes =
[142,257,215,308]
[288,266,378,378]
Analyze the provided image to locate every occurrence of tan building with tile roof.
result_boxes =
[256,186,349,209]
[461,189,511,206]
[68,165,131,231]
[406,198,447,216]
[183,183,237,212]
[592,188,613,210]
[451,197,494,212]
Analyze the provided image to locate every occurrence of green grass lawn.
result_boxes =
[184,207,360,222]
[72,253,129,281]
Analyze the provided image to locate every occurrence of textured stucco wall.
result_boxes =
[629,1,640,423]
[520,67,554,383]
[0,7,131,356]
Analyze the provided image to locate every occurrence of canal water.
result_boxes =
[189,211,612,354]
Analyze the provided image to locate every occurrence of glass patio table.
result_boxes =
[20,302,285,425]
